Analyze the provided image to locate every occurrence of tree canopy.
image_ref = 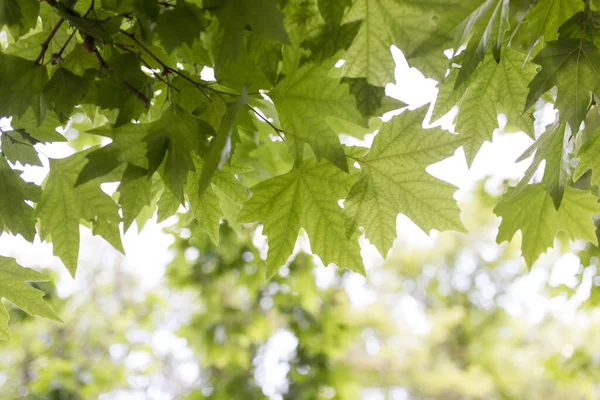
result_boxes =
[1,0,600,338]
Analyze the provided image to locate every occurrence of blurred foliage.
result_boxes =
[1,180,600,399]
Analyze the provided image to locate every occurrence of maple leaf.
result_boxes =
[35,151,124,277]
[216,0,290,56]
[144,105,213,201]
[117,164,151,233]
[0,53,47,122]
[392,0,480,81]
[43,67,91,117]
[1,129,42,167]
[342,0,400,86]
[454,50,537,165]
[343,78,406,120]
[154,2,205,54]
[575,124,600,186]
[494,184,600,266]
[76,123,149,186]
[0,155,38,241]
[455,0,509,87]
[344,107,465,256]
[187,156,251,245]
[239,159,363,279]
[270,57,363,171]
[513,122,569,208]
[197,91,249,201]
[525,39,600,132]
[0,256,61,341]
[514,0,583,50]
[0,0,39,40]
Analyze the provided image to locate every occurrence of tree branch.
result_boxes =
[247,105,287,143]
[35,18,65,64]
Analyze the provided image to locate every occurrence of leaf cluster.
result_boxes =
[2,0,600,336]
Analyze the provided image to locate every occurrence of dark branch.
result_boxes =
[35,18,65,64]
[247,105,287,143]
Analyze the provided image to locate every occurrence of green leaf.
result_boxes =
[271,58,363,171]
[35,151,124,277]
[156,183,181,224]
[155,2,205,54]
[214,42,272,93]
[431,68,465,123]
[515,0,583,50]
[43,68,91,116]
[0,0,39,39]
[10,110,66,143]
[76,123,149,186]
[217,0,290,56]
[575,125,600,186]
[0,54,48,120]
[117,164,151,233]
[525,39,600,132]
[455,0,509,87]
[392,0,478,81]
[514,122,569,208]
[144,105,213,200]
[0,155,38,241]
[494,184,600,266]
[197,91,249,200]
[0,256,61,341]
[239,158,363,279]
[344,107,465,256]
[1,130,42,167]
[186,156,224,245]
[455,50,537,165]
[342,0,399,86]
[343,78,406,120]
[85,53,153,126]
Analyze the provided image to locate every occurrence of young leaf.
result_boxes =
[1,130,42,167]
[76,123,149,186]
[344,107,465,256]
[494,184,600,266]
[525,39,600,132]
[0,155,38,241]
[239,159,363,279]
[217,0,290,56]
[43,68,91,117]
[35,151,124,277]
[154,2,205,54]
[515,0,582,50]
[0,256,61,341]
[342,0,401,86]
[455,50,537,165]
[144,105,213,201]
[197,91,249,200]
[574,125,600,186]
[513,122,569,208]
[117,164,151,233]
[0,54,48,120]
[455,0,509,87]
[270,58,363,171]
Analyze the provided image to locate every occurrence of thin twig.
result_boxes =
[247,105,287,143]
[35,18,65,64]
[89,40,150,107]
[119,30,237,101]
[48,0,97,64]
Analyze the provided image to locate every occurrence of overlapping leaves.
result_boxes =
[2,0,600,337]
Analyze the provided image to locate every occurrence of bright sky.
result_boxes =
[0,46,590,400]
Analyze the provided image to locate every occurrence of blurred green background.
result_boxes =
[1,179,599,400]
